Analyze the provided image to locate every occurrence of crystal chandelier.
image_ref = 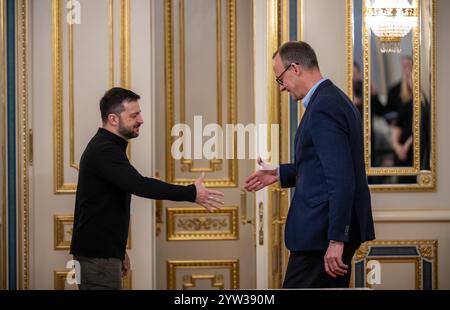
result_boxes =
[365,0,418,53]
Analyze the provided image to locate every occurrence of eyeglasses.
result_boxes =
[275,63,298,86]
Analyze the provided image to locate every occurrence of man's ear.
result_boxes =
[292,63,302,76]
[108,113,118,126]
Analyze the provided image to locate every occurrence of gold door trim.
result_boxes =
[182,274,224,289]
[68,11,77,170]
[52,0,131,194]
[54,271,71,290]
[179,0,223,173]
[54,215,74,250]
[167,259,239,289]
[166,206,238,240]
[16,0,30,289]
[120,0,130,88]
[164,0,238,187]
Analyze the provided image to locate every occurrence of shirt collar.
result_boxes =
[302,78,326,109]
[98,128,128,150]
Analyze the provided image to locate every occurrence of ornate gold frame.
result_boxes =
[167,259,239,289]
[347,0,436,191]
[352,240,438,289]
[54,215,74,250]
[164,0,238,187]
[182,274,224,289]
[16,0,30,289]
[166,206,238,241]
[52,0,130,194]
[54,271,71,290]
[179,0,223,174]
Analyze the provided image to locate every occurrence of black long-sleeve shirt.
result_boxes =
[70,128,196,259]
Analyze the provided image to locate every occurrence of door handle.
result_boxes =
[258,202,264,245]
[240,189,254,224]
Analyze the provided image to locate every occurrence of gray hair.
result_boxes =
[273,41,319,71]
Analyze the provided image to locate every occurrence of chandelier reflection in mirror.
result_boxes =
[365,0,418,53]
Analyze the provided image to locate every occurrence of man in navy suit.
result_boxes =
[245,41,375,288]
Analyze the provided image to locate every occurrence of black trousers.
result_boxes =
[282,242,361,288]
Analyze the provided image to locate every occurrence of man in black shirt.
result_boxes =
[70,87,224,289]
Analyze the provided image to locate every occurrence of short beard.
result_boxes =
[118,120,139,140]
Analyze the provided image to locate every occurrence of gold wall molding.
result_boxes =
[179,0,223,174]
[52,0,131,194]
[16,0,30,290]
[182,274,224,290]
[54,215,74,250]
[0,0,6,290]
[54,270,72,290]
[352,240,438,290]
[167,206,238,241]
[68,9,76,170]
[120,0,130,88]
[108,0,114,87]
[167,259,239,290]
[164,0,237,187]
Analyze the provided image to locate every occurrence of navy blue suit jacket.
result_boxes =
[279,79,375,251]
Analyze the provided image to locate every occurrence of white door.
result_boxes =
[30,0,156,289]
[153,0,257,289]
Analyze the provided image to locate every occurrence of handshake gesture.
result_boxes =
[244,157,279,191]
[194,157,278,212]
[194,173,224,212]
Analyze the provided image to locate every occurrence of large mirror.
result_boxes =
[348,0,435,191]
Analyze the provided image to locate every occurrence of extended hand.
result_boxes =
[324,241,348,278]
[194,173,224,212]
[244,157,278,192]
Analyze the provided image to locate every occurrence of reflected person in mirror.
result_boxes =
[352,61,394,184]
[385,55,430,182]
[245,41,375,288]
[70,87,224,290]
